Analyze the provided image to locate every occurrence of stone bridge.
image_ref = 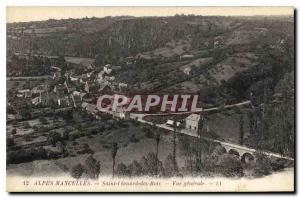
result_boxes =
[203,137,294,162]
[207,138,257,163]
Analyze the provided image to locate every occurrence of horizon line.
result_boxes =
[7,6,294,23]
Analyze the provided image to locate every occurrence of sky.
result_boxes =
[7,6,294,23]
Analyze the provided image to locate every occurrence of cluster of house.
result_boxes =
[66,64,128,94]
[15,58,204,136]
[52,63,128,110]
[16,85,49,106]
[213,36,225,48]
[16,82,77,108]
[15,62,130,120]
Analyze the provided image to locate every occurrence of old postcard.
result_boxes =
[6,6,295,192]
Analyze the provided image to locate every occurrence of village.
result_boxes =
[8,54,206,141]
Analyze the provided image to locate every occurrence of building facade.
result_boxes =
[185,114,201,136]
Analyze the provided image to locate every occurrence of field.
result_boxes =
[7,118,196,177]
[205,108,251,144]
[64,57,95,68]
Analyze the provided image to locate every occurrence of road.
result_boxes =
[7,76,52,80]
[130,100,251,120]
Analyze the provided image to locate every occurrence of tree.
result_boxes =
[154,126,161,176]
[260,73,294,156]
[62,131,70,140]
[172,119,178,172]
[111,142,119,178]
[141,152,164,176]
[164,154,179,177]
[85,155,101,179]
[239,113,244,145]
[195,117,204,171]
[56,141,68,157]
[247,72,294,156]
[197,117,204,137]
[7,137,15,147]
[71,164,85,179]
[179,136,195,175]
[16,100,32,119]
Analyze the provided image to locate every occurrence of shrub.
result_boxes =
[38,126,49,133]
[211,145,227,158]
[77,144,94,155]
[145,130,154,138]
[129,134,139,143]
[71,164,85,179]
[7,147,59,164]
[103,144,111,149]
[47,131,61,147]
[215,153,244,177]
[115,163,130,177]
[62,131,69,140]
[128,160,143,176]
[23,122,31,129]
[11,128,17,135]
[24,135,33,142]
[253,153,272,177]
[85,155,101,179]
[39,117,48,125]
[7,137,15,147]
[118,121,129,128]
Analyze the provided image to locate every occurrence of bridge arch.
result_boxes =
[241,153,255,163]
[228,149,240,158]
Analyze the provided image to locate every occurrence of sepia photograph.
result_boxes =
[5,6,295,192]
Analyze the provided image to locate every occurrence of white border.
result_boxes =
[0,0,298,197]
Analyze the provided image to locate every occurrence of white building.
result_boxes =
[183,67,191,75]
[70,76,79,81]
[31,96,41,105]
[84,103,98,115]
[166,120,181,127]
[118,82,128,90]
[31,85,47,94]
[113,107,129,120]
[185,114,201,134]
[57,96,70,107]
[17,89,31,98]
[180,54,194,60]
[103,64,112,74]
